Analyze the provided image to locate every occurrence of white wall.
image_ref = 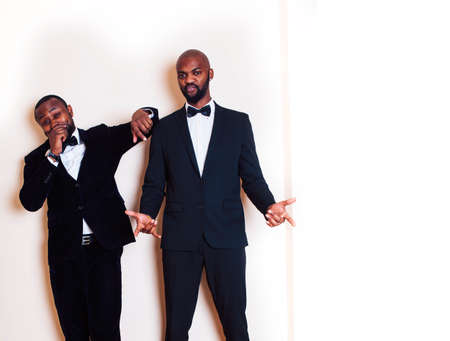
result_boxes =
[0,1,289,340]
[290,0,450,340]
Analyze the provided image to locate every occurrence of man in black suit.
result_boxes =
[126,49,295,340]
[19,95,155,341]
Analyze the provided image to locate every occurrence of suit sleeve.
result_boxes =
[139,124,166,218]
[107,122,138,157]
[19,153,57,212]
[239,115,276,214]
[107,117,156,156]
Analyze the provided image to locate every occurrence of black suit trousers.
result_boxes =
[163,238,249,341]
[49,243,123,341]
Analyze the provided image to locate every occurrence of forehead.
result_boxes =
[177,56,208,72]
[35,98,66,118]
[36,98,65,112]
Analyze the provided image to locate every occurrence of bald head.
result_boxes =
[176,49,210,70]
[176,49,214,107]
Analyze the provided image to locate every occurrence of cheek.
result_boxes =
[41,125,51,135]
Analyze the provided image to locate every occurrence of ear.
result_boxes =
[67,104,74,117]
[209,68,214,80]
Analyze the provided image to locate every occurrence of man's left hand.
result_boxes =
[131,109,153,143]
[265,197,296,227]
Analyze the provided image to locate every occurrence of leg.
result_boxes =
[49,260,90,341]
[204,245,249,341]
[85,245,123,341]
[162,248,204,341]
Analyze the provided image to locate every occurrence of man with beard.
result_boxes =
[19,94,156,341]
[126,49,295,340]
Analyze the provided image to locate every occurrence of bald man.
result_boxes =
[127,50,295,340]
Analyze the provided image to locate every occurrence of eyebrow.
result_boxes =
[178,67,202,74]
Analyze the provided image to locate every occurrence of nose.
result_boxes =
[185,73,195,84]
[50,119,58,129]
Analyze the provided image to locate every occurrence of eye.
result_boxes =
[178,73,186,79]
[41,118,50,126]
[53,112,61,118]
[193,70,201,76]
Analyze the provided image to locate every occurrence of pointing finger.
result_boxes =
[282,197,296,206]
[285,214,296,227]
[151,227,162,239]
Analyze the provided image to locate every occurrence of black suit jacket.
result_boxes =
[140,103,275,250]
[20,123,138,266]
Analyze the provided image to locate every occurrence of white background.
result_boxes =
[1,0,450,340]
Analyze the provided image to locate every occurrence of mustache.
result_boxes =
[184,83,199,92]
[50,123,69,132]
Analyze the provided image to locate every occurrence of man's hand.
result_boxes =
[265,197,296,227]
[125,210,161,238]
[131,109,153,143]
[48,124,69,155]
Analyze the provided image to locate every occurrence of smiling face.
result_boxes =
[34,97,75,138]
[176,50,214,108]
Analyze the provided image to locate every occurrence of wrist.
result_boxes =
[45,149,60,162]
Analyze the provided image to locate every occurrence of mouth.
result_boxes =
[185,84,199,94]
[53,123,69,131]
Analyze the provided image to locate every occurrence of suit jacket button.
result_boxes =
[77,205,84,211]
[75,183,80,188]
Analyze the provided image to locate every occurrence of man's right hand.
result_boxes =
[125,210,161,238]
[48,124,69,155]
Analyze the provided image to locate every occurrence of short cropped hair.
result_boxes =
[34,94,68,113]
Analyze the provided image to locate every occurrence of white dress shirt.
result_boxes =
[185,99,215,177]
[46,128,93,234]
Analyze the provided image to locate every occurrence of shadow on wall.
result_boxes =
[14,105,64,340]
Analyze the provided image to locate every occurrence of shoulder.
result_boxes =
[84,123,108,137]
[158,107,185,128]
[215,103,250,126]
[24,140,49,163]
[215,103,249,120]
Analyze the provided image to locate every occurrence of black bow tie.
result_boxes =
[186,105,211,117]
[62,135,78,152]
[66,135,78,146]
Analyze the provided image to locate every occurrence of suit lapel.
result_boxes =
[175,107,201,177]
[202,102,224,179]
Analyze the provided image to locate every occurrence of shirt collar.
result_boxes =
[72,128,80,144]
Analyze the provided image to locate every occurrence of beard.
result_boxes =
[66,120,76,138]
[181,75,210,104]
